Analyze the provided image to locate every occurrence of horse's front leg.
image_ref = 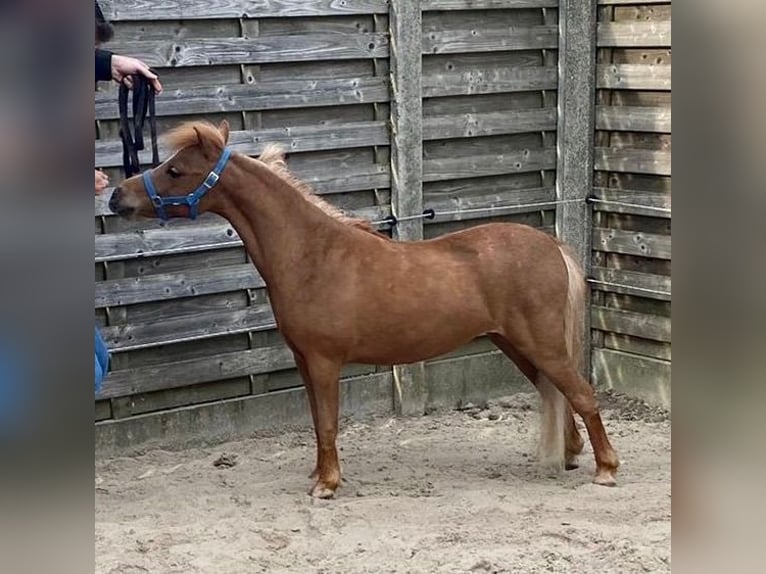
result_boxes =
[301,354,343,498]
[293,351,321,479]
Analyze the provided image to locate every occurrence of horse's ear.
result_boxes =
[218,120,230,144]
[193,124,223,160]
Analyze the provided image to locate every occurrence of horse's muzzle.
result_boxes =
[108,187,134,216]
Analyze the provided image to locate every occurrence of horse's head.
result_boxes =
[108,120,231,220]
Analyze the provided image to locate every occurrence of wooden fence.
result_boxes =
[589,0,671,408]
[94,0,670,453]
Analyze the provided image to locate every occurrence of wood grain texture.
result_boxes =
[590,266,671,300]
[596,105,671,133]
[423,26,558,55]
[597,64,671,90]
[598,21,671,47]
[424,108,557,140]
[424,148,556,182]
[107,34,389,68]
[594,147,671,176]
[592,348,670,409]
[106,1,390,20]
[422,0,559,9]
[591,305,671,343]
[593,227,671,259]
[95,77,390,120]
[98,345,295,400]
[95,121,389,168]
[423,66,557,97]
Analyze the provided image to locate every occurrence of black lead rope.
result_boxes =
[118,75,159,178]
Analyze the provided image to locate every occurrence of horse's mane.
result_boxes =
[163,121,387,238]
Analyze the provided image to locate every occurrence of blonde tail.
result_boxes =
[537,244,586,473]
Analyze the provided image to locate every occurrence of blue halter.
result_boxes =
[142,147,232,221]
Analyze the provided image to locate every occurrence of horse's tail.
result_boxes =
[536,243,586,473]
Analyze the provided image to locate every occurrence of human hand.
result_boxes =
[95,169,109,194]
[110,54,163,94]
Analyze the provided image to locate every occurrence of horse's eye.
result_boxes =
[168,166,182,179]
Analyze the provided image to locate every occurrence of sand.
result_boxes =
[96,391,670,573]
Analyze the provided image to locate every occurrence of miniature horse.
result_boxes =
[109,120,619,498]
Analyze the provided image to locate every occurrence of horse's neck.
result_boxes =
[214,154,345,284]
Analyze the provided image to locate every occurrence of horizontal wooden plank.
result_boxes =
[95,222,240,262]
[593,227,671,259]
[107,34,389,68]
[105,0,390,20]
[597,64,671,90]
[592,348,670,410]
[595,105,671,133]
[95,121,389,168]
[598,21,671,48]
[423,25,558,55]
[602,333,671,362]
[95,264,262,308]
[423,66,557,97]
[426,187,557,222]
[98,345,295,400]
[424,148,556,182]
[591,305,671,343]
[598,0,670,5]
[423,0,559,9]
[590,266,670,301]
[591,187,671,218]
[423,108,556,140]
[101,304,277,352]
[95,77,390,120]
[96,372,395,456]
[594,147,671,176]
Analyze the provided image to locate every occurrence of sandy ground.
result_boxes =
[95,391,671,574]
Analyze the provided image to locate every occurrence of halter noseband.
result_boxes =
[142,147,232,221]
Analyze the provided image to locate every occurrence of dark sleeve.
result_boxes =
[95,49,112,82]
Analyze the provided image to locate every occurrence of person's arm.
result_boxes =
[95,49,112,82]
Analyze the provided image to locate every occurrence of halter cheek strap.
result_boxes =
[143,147,232,221]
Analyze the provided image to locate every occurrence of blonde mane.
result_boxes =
[257,144,385,236]
[163,121,384,236]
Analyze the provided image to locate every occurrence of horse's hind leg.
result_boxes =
[293,352,321,479]
[565,403,585,470]
[490,334,569,473]
[535,358,619,486]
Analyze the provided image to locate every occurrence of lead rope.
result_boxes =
[118,74,159,178]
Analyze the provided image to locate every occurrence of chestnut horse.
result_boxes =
[109,120,619,498]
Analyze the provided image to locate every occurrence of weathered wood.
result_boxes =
[596,105,671,133]
[593,227,671,259]
[95,264,263,308]
[423,26,558,55]
[598,21,671,47]
[95,222,240,262]
[591,305,670,343]
[389,0,426,417]
[95,121,389,168]
[111,378,252,419]
[423,108,556,140]
[603,333,671,362]
[98,345,295,400]
[101,304,277,353]
[107,34,389,68]
[598,0,670,6]
[591,187,671,218]
[590,266,671,301]
[95,400,112,422]
[95,77,390,120]
[96,372,395,455]
[424,148,556,182]
[422,0,559,9]
[423,66,557,97]
[592,348,670,409]
[556,0,596,377]
[426,185,555,210]
[597,64,671,90]
[105,0,390,20]
[594,147,671,176]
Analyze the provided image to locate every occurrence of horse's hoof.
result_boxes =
[565,460,579,471]
[310,483,337,499]
[593,471,617,487]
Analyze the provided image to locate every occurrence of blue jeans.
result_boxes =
[95,327,109,394]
